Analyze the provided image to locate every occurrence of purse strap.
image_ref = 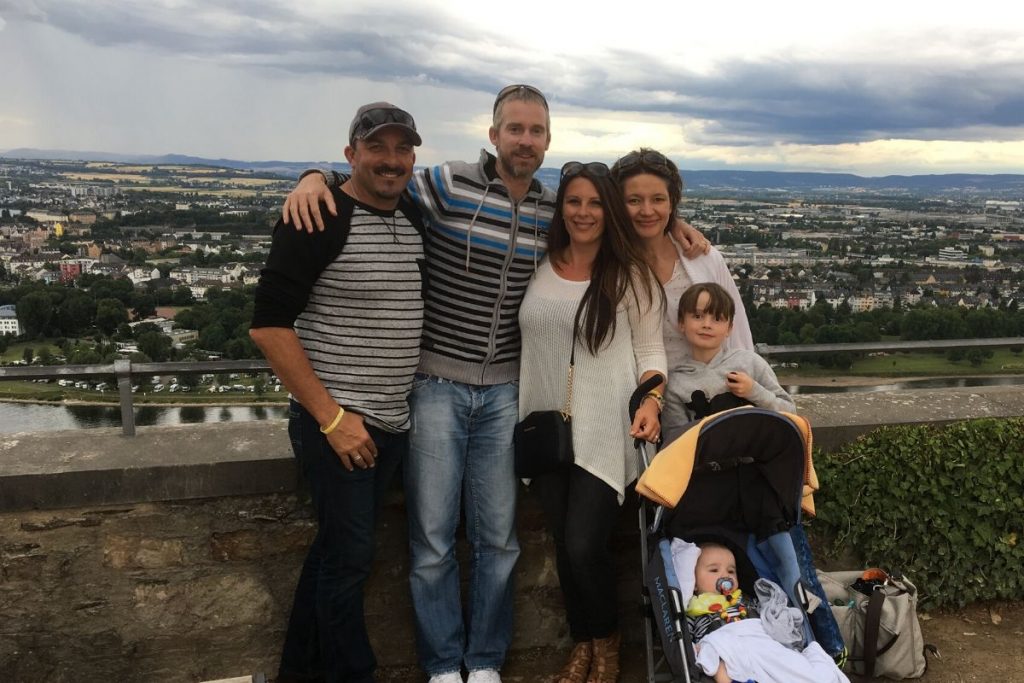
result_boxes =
[563,306,583,418]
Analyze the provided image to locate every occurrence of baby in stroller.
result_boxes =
[681,541,848,683]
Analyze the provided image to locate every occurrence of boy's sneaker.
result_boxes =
[466,670,501,683]
[428,673,463,683]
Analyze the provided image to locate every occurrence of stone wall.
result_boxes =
[0,487,645,682]
[4,385,1024,681]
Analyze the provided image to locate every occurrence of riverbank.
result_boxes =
[0,380,288,407]
[5,373,1024,406]
[776,371,1024,387]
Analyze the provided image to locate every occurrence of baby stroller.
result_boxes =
[629,402,846,682]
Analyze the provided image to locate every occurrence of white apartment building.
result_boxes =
[0,304,20,336]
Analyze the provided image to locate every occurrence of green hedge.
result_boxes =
[812,418,1024,610]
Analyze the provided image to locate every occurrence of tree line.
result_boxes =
[1,276,257,363]
[748,297,1024,368]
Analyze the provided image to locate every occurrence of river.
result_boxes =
[0,402,289,434]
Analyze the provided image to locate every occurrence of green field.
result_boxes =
[774,348,1024,378]
[2,341,62,364]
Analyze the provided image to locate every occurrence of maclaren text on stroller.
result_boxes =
[633,406,846,682]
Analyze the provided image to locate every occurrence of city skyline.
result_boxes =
[2,0,1023,176]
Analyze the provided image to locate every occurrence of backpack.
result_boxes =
[817,569,929,679]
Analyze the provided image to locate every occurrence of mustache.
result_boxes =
[373,165,406,175]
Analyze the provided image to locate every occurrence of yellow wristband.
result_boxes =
[643,392,665,412]
[320,406,345,434]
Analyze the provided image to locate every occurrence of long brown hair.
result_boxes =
[547,166,661,353]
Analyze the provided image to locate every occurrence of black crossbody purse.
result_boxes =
[513,327,577,479]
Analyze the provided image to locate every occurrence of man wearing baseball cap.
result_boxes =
[251,101,426,683]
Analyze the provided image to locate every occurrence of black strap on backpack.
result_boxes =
[863,586,901,678]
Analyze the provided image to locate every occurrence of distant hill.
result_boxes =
[678,170,1024,196]
[4,148,1024,196]
[535,167,1024,196]
[0,148,346,179]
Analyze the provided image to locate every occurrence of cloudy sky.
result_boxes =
[2,0,1023,175]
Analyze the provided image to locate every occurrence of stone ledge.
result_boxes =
[3,385,1024,512]
[793,384,1024,451]
[0,421,296,511]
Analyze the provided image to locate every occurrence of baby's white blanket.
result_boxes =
[696,619,849,683]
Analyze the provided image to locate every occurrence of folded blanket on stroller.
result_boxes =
[696,620,849,683]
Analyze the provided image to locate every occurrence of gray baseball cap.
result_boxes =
[348,102,422,146]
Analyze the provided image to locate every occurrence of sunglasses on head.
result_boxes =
[493,84,549,113]
[614,150,672,173]
[352,108,416,139]
[560,161,611,181]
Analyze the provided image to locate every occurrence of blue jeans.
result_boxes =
[278,400,406,683]
[405,375,521,675]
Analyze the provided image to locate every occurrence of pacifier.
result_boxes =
[716,577,736,594]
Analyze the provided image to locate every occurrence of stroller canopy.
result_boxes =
[637,408,817,541]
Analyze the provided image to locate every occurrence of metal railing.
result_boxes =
[0,358,270,436]
[3,336,1024,436]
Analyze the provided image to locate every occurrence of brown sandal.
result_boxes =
[554,641,593,683]
[586,632,620,683]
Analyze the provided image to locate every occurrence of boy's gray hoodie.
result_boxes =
[662,348,795,445]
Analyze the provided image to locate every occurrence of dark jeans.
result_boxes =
[278,400,406,683]
[534,464,620,642]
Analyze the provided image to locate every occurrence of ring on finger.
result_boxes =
[353,455,363,461]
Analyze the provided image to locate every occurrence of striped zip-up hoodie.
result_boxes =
[408,149,556,385]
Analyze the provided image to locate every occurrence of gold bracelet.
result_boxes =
[642,392,664,412]
[320,406,345,434]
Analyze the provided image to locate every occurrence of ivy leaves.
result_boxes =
[813,419,1024,610]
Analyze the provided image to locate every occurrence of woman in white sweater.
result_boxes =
[610,149,754,369]
[518,161,667,683]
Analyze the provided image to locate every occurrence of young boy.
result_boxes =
[661,282,794,446]
[685,542,849,683]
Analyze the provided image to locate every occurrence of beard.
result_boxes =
[498,148,542,180]
[366,165,408,198]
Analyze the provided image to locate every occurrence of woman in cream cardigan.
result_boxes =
[518,161,666,683]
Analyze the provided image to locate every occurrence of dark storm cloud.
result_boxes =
[549,51,1024,146]
[7,0,1023,147]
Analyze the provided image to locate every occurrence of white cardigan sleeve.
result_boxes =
[627,270,667,380]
